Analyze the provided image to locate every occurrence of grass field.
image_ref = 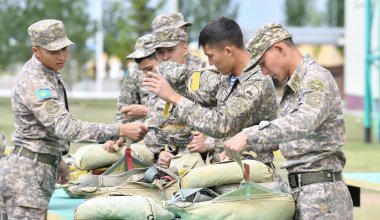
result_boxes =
[1,97,379,219]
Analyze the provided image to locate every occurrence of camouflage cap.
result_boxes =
[152,12,192,31]
[126,34,155,59]
[245,23,292,71]
[28,19,74,51]
[152,27,187,49]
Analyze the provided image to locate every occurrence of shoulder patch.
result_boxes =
[307,79,325,92]
[228,98,250,116]
[243,83,259,97]
[36,89,51,100]
[45,100,61,115]
[305,92,322,107]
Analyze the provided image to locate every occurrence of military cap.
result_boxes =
[126,34,155,59]
[28,19,74,51]
[152,27,187,49]
[152,12,192,31]
[245,23,292,71]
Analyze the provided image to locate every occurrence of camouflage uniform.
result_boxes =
[243,23,353,219]
[0,19,120,219]
[115,34,156,124]
[144,28,215,157]
[173,65,279,164]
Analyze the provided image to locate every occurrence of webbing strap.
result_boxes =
[163,101,171,117]
[125,147,133,170]
[188,71,201,91]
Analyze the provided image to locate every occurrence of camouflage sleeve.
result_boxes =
[115,68,143,124]
[29,82,119,143]
[182,70,220,107]
[173,78,271,139]
[243,76,331,145]
[204,136,216,152]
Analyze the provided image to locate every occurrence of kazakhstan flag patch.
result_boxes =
[37,89,51,100]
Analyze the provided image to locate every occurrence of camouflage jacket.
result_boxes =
[144,61,218,154]
[115,63,149,124]
[173,66,279,163]
[243,54,346,173]
[11,56,119,156]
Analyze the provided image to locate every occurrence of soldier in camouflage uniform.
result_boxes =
[144,17,278,165]
[0,19,147,219]
[224,23,353,219]
[143,27,219,168]
[104,34,157,152]
[151,12,206,69]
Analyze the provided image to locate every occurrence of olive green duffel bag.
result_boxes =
[180,159,274,189]
[165,181,295,220]
[74,195,174,220]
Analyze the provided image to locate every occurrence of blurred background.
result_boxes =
[0,0,379,219]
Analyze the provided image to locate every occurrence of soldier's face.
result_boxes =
[139,57,159,74]
[203,45,231,75]
[32,46,69,72]
[155,43,188,64]
[258,45,288,82]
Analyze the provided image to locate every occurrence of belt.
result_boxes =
[12,146,59,166]
[288,170,342,188]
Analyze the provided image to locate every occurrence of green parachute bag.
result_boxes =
[74,195,174,220]
[165,181,295,220]
[166,155,295,220]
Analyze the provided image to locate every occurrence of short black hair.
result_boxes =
[135,53,156,64]
[198,17,244,49]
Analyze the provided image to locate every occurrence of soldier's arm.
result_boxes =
[173,80,267,139]
[243,77,331,145]
[115,69,144,124]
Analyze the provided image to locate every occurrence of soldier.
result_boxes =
[151,11,206,68]
[224,23,353,219]
[0,19,147,219]
[104,34,157,152]
[144,27,220,168]
[143,17,279,166]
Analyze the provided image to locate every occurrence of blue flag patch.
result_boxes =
[37,89,51,100]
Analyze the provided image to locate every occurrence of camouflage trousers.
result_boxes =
[0,154,57,220]
[291,181,353,220]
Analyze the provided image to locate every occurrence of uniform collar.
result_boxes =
[286,54,313,92]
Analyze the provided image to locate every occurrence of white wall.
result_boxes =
[345,0,380,105]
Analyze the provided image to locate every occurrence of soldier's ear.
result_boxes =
[225,46,232,56]
[32,47,40,59]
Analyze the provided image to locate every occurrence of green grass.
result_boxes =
[1,97,379,219]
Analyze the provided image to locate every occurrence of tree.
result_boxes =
[284,0,323,26]
[0,0,93,71]
[326,0,344,27]
[103,0,165,63]
[178,0,239,42]
[285,0,344,27]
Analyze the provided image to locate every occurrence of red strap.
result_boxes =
[244,163,250,182]
[125,147,133,170]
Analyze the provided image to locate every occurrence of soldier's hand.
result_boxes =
[187,131,208,153]
[56,160,70,185]
[223,131,248,155]
[103,137,124,153]
[121,104,148,120]
[142,71,183,105]
[120,122,148,141]
[157,151,174,169]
